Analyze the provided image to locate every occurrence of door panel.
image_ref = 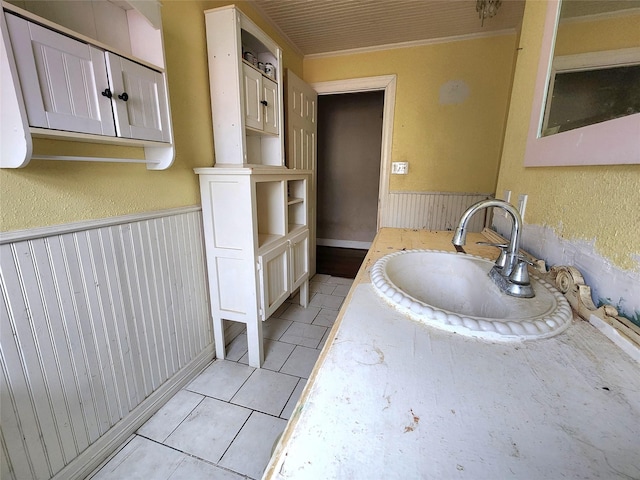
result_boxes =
[258,241,289,321]
[243,64,262,130]
[106,52,170,142]
[262,77,278,135]
[286,70,317,275]
[5,14,114,135]
[289,229,309,291]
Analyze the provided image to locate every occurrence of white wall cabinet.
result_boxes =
[1,1,174,169]
[243,64,279,135]
[195,168,310,367]
[205,6,284,166]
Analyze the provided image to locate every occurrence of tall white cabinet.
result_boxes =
[198,6,311,367]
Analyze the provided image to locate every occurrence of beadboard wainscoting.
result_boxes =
[0,207,213,480]
[380,192,492,232]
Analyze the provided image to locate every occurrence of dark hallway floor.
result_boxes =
[316,246,368,279]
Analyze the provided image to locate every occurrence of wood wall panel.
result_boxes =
[0,208,212,480]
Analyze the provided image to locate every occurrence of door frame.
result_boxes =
[310,75,396,232]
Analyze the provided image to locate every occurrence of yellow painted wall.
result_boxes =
[495,0,640,271]
[555,12,640,56]
[303,34,518,194]
[0,0,303,232]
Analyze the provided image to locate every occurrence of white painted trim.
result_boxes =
[588,315,640,364]
[317,238,372,250]
[0,205,201,244]
[56,345,214,480]
[524,0,640,167]
[305,29,517,59]
[311,75,396,234]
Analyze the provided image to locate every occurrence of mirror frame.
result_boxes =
[524,0,640,167]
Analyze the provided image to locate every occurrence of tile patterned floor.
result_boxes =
[91,274,352,480]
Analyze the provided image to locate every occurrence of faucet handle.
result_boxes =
[476,242,508,268]
[517,254,535,267]
[475,242,508,248]
[509,259,531,285]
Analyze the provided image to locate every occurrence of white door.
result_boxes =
[242,64,263,131]
[289,229,309,291]
[286,70,318,275]
[258,240,290,320]
[262,77,279,135]
[5,14,115,136]
[105,53,171,142]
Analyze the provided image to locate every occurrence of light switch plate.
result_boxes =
[392,162,409,174]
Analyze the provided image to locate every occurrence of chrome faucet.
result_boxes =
[452,199,534,298]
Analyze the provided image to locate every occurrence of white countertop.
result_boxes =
[265,229,640,479]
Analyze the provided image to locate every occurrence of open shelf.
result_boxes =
[257,233,284,250]
[256,180,286,241]
[287,179,307,233]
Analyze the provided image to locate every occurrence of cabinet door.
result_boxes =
[105,52,171,142]
[5,14,115,136]
[289,229,309,291]
[243,64,263,130]
[262,77,279,135]
[258,240,289,321]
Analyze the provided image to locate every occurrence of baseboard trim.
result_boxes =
[54,345,215,480]
[317,238,372,249]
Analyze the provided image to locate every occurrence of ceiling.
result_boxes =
[249,0,527,56]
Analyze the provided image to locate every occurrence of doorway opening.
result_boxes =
[309,75,397,278]
[316,91,384,278]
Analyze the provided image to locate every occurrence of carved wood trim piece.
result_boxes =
[482,228,640,349]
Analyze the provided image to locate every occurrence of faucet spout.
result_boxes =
[452,199,533,298]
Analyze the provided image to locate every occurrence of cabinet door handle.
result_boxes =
[260,100,268,106]
[101,88,113,99]
[118,92,129,102]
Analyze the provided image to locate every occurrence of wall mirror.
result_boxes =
[524,0,640,167]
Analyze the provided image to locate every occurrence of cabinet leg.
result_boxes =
[212,315,226,359]
[299,279,309,308]
[246,319,264,368]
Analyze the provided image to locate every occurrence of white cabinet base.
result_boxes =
[213,280,309,368]
[196,167,311,368]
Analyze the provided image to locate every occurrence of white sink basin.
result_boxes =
[370,250,572,341]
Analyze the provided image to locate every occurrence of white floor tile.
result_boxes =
[167,456,245,480]
[231,368,299,416]
[187,360,254,401]
[280,346,320,379]
[310,281,336,295]
[92,436,185,480]
[225,333,249,361]
[281,379,307,420]
[218,412,287,479]
[331,283,352,296]
[309,293,344,310]
[326,276,354,286]
[285,291,308,304]
[318,328,332,350]
[311,274,331,283]
[313,308,339,327]
[280,322,327,348]
[137,390,204,442]
[262,317,293,340]
[272,302,290,318]
[164,397,251,464]
[239,339,295,371]
[280,304,321,324]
